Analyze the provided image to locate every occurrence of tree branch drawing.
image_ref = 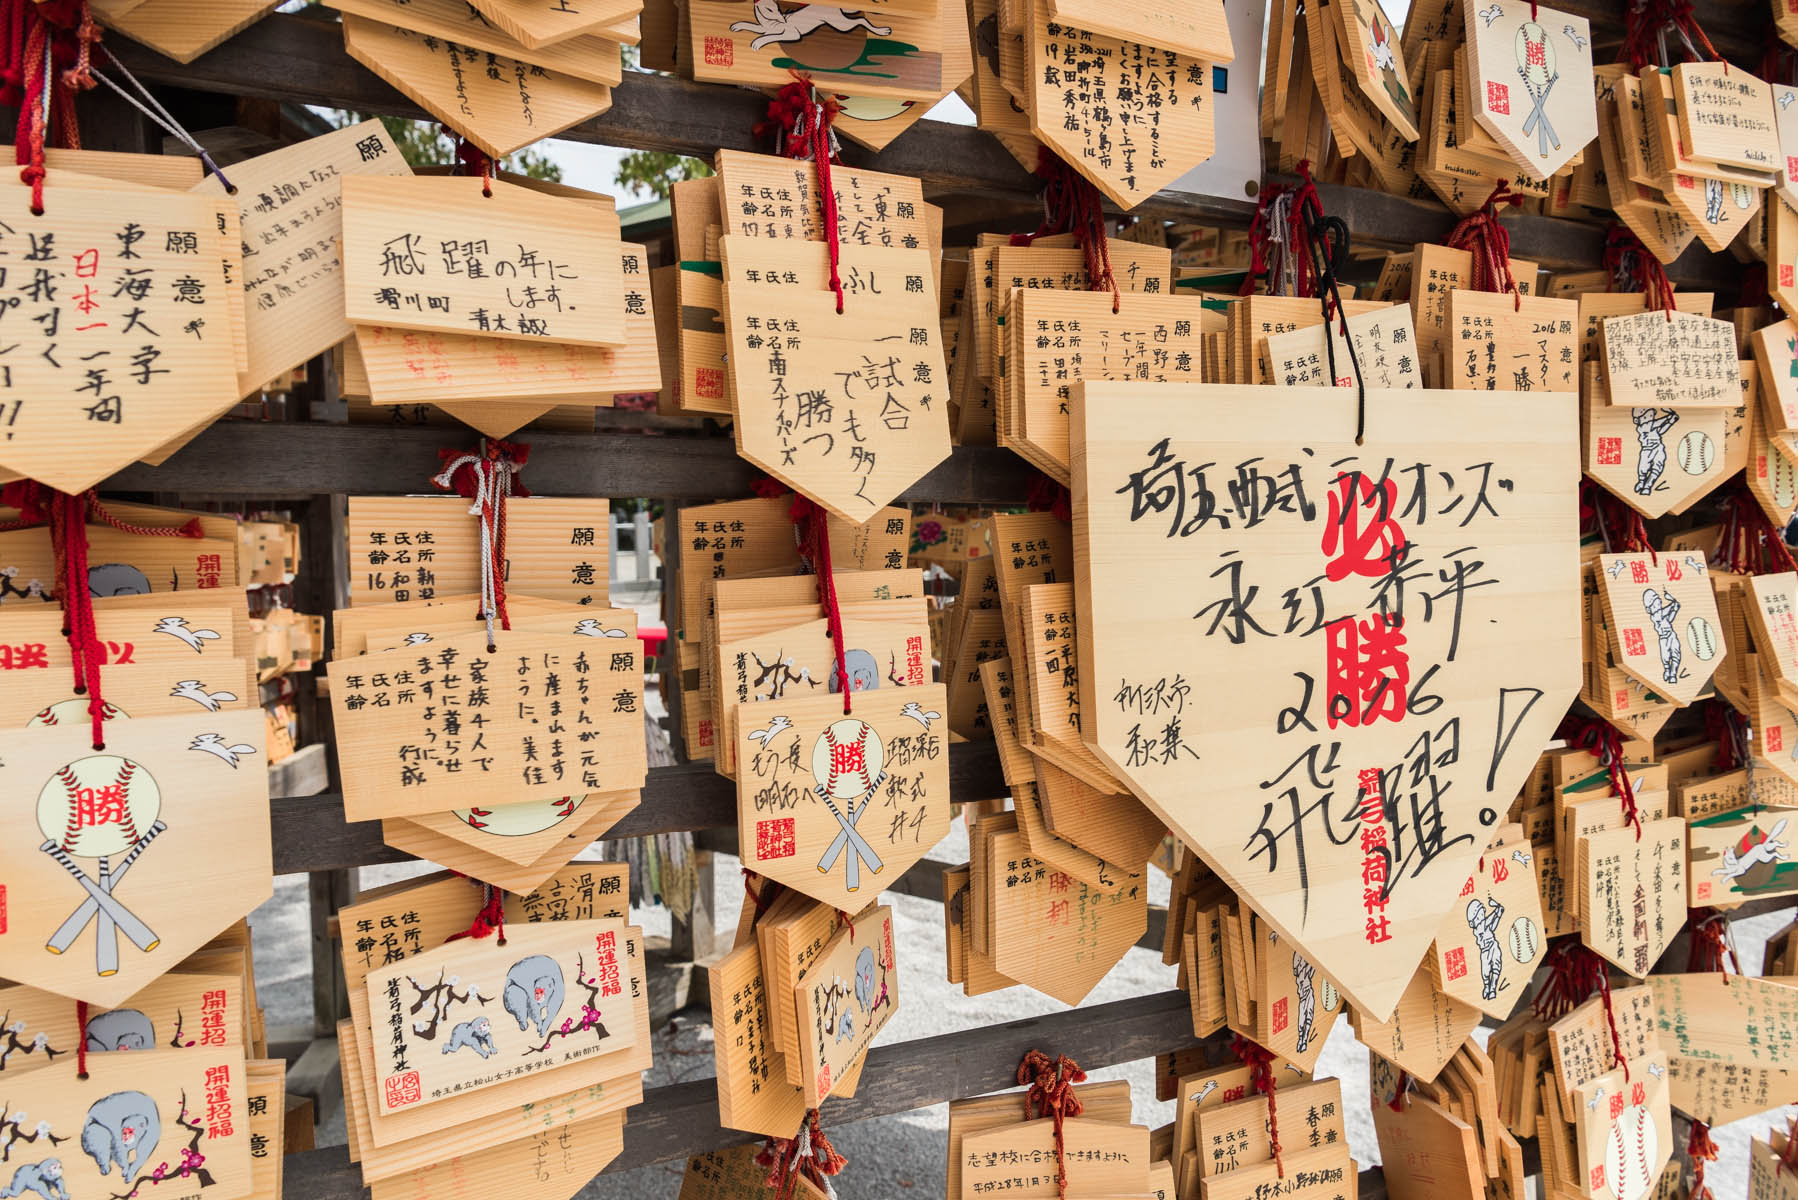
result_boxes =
[407,968,488,1041]
[522,955,610,1056]
[818,980,852,1038]
[0,1017,65,1072]
[167,1011,194,1050]
[0,1104,67,1162]
[751,651,819,700]
[888,651,906,687]
[106,1091,213,1200]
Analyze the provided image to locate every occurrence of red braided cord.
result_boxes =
[1688,1120,1719,1200]
[757,1109,847,1200]
[1018,1050,1087,1200]
[443,875,507,946]
[1562,717,1644,839]
[74,999,88,1078]
[1011,146,1119,309]
[1232,1035,1285,1177]
[1602,224,1676,320]
[1444,181,1525,308]
[791,495,851,715]
[762,75,845,312]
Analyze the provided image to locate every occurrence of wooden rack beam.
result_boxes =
[110,12,1740,281]
[105,423,1039,503]
[270,741,1006,873]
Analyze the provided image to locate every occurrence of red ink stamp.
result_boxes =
[1597,436,1622,466]
[384,1071,422,1108]
[704,36,733,66]
[757,818,796,860]
[1444,946,1467,980]
[1486,81,1510,114]
[695,367,724,399]
[1770,726,1785,754]
[1622,628,1646,657]
[1271,996,1288,1033]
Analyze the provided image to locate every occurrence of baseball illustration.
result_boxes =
[1775,449,1798,509]
[1319,978,1340,1012]
[27,698,127,729]
[1509,914,1542,963]
[453,794,585,836]
[812,719,884,801]
[37,756,162,858]
[1676,430,1715,475]
[1603,1104,1658,1200]
[1687,616,1719,661]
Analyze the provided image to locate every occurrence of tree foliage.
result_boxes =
[323,111,563,182]
[613,150,712,200]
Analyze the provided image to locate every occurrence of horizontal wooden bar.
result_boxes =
[103,423,1040,502]
[272,740,1007,873]
[109,13,1739,280]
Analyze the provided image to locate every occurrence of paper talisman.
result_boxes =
[1582,364,1727,519]
[1072,381,1580,1018]
[0,1049,253,1200]
[959,1117,1149,1198]
[193,121,409,399]
[0,711,269,1006]
[1260,302,1422,390]
[1025,0,1215,210]
[0,183,239,493]
[1594,552,1722,705]
[365,920,636,1114]
[464,0,641,47]
[1332,0,1418,139]
[1602,311,1741,410]
[1687,804,1798,904]
[342,17,613,159]
[347,496,611,608]
[1043,0,1231,62]
[1572,1054,1672,1200]
[324,0,625,85]
[720,237,950,521]
[1673,63,1781,174]
[1349,962,1483,1080]
[735,685,948,907]
[341,176,623,348]
[1463,0,1598,178]
[1429,838,1545,1018]
[326,629,645,820]
[0,971,243,1076]
[355,243,658,406]
[1577,818,1686,977]
[790,903,894,1108]
[984,828,1145,1005]
[686,0,942,101]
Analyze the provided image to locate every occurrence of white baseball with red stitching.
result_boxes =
[35,755,160,858]
[1603,1105,1657,1200]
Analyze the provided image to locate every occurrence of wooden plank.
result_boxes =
[269,740,1008,873]
[104,423,1039,503]
[105,14,1741,280]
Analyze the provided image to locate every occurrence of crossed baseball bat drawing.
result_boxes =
[41,823,167,977]
[816,783,886,892]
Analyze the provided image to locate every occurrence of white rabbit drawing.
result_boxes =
[1714,818,1789,880]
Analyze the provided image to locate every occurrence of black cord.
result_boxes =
[1300,209,1367,443]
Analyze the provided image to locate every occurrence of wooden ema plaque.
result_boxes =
[1070,380,1580,1018]
[324,0,625,86]
[1577,817,1686,977]
[327,628,645,820]
[959,1116,1150,1198]
[1349,961,1482,1079]
[1571,1054,1673,1200]
[91,0,278,63]
[1025,0,1215,210]
[0,711,268,1007]
[356,242,659,406]
[465,0,641,48]
[1673,62,1781,174]
[1688,804,1798,906]
[0,182,238,493]
[735,685,949,908]
[1601,311,1741,410]
[0,1049,253,1200]
[365,920,636,1115]
[1646,974,1798,1075]
[1260,303,1423,391]
[791,903,896,1107]
[341,16,613,159]
[0,970,245,1075]
[687,0,943,101]
[194,121,410,399]
[1429,835,1546,1018]
[1463,0,1598,179]
[1594,551,1722,706]
[347,496,612,608]
[1581,364,1728,519]
[720,237,950,521]
[341,176,624,347]
[1332,0,1419,140]
[984,827,1145,1005]
[1044,0,1231,63]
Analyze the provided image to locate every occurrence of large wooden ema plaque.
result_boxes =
[1071,380,1581,1017]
